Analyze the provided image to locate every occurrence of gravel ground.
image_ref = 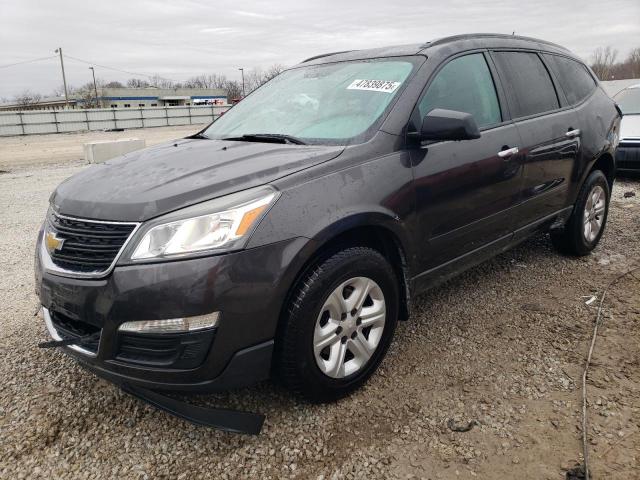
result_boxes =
[0,146,638,479]
[0,125,201,170]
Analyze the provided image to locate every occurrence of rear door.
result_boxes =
[490,50,581,232]
[408,52,523,272]
[542,54,603,185]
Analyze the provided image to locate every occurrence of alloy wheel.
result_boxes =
[583,185,606,243]
[313,277,386,379]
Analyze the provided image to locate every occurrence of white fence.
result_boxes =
[0,105,230,137]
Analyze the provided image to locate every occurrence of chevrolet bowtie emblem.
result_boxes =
[45,231,65,254]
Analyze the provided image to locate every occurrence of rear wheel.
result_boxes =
[276,247,398,403]
[551,170,610,256]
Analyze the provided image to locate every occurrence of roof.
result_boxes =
[301,33,573,65]
[0,96,76,109]
[424,33,570,51]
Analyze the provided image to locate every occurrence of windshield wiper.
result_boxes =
[187,132,210,139]
[222,133,307,145]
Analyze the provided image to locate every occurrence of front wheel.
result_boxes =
[551,170,610,256]
[275,247,399,403]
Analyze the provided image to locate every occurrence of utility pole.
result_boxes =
[239,67,245,98]
[89,67,99,108]
[55,48,69,109]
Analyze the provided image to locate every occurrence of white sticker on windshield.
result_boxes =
[347,79,401,93]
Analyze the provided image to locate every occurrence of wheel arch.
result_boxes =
[279,215,413,329]
[589,152,615,188]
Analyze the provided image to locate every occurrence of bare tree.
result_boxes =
[626,48,640,78]
[589,46,640,80]
[183,75,209,89]
[182,74,245,100]
[52,84,69,97]
[72,81,100,108]
[183,74,230,89]
[241,68,266,95]
[104,81,124,88]
[225,79,243,100]
[242,64,287,95]
[148,74,178,89]
[208,74,231,89]
[127,78,150,88]
[14,90,42,108]
[591,46,618,80]
[262,64,286,83]
[226,64,287,99]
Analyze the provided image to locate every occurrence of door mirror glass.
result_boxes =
[420,108,481,141]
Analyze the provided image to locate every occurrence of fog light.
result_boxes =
[118,312,220,334]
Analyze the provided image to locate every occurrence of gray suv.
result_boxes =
[36,34,619,412]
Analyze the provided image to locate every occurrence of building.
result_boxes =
[0,96,79,111]
[94,87,227,108]
[0,87,227,111]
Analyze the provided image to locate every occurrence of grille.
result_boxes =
[50,310,101,353]
[47,212,136,273]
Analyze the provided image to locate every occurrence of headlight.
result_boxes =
[125,186,278,262]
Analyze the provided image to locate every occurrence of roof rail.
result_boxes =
[421,33,570,52]
[302,50,356,63]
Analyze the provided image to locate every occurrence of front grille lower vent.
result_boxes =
[50,310,101,354]
[116,330,216,369]
[47,212,136,273]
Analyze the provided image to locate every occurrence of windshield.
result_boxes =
[614,87,640,115]
[203,57,419,145]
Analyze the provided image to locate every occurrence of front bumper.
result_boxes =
[616,143,640,172]
[36,228,309,392]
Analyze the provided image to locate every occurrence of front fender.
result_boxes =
[247,149,416,266]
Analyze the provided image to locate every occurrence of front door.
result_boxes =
[408,52,524,273]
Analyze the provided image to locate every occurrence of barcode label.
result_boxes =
[347,79,401,93]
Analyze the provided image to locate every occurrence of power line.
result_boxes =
[0,52,230,82]
[0,55,57,69]
[63,54,179,82]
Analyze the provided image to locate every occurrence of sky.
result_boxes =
[1,0,639,99]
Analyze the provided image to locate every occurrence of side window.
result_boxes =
[418,53,501,129]
[492,51,559,118]
[543,54,596,105]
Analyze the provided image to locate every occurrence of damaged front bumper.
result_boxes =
[35,230,310,433]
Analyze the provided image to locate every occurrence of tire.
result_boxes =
[275,247,399,403]
[551,170,610,256]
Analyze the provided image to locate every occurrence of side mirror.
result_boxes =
[418,108,481,142]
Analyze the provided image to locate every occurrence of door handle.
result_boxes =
[498,146,519,158]
[566,128,581,138]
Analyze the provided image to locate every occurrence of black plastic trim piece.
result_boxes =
[302,50,356,63]
[121,383,265,435]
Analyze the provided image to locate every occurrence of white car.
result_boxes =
[614,84,640,173]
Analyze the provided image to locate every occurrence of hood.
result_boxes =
[51,139,344,221]
[620,114,640,141]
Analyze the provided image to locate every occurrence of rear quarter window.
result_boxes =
[543,54,597,105]
[492,51,559,118]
